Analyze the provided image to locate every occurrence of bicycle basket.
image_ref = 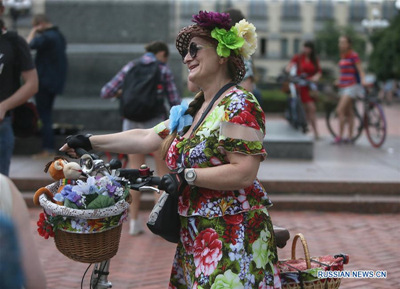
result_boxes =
[278,233,349,289]
[39,193,131,263]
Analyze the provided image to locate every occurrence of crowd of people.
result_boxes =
[0,2,394,288]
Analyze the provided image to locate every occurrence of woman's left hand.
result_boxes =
[159,170,188,197]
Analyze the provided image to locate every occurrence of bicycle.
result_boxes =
[279,72,319,133]
[325,84,387,148]
[38,149,349,288]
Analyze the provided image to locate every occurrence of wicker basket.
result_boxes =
[55,225,122,263]
[280,233,343,289]
[39,194,130,263]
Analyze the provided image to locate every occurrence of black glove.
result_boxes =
[159,169,187,198]
[66,134,93,152]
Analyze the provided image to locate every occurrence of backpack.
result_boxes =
[120,59,165,122]
[1,31,39,137]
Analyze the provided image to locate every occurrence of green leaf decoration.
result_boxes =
[86,195,115,209]
[84,193,98,206]
[64,199,79,209]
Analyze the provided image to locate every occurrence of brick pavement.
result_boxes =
[29,208,400,289]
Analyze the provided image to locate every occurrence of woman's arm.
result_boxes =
[0,69,38,121]
[189,152,261,191]
[355,62,366,86]
[60,122,169,156]
[9,178,47,289]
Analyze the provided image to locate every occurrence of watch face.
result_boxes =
[187,171,195,179]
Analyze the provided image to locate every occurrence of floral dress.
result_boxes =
[154,87,281,289]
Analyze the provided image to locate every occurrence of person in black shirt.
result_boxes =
[0,0,38,176]
[27,14,67,158]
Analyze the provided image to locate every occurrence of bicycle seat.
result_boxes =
[273,225,290,249]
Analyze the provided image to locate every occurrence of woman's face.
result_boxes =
[302,46,312,56]
[339,36,350,52]
[184,37,220,85]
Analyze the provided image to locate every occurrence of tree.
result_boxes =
[315,21,366,61]
[369,13,400,81]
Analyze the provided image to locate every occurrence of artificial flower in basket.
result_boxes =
[36,173,130,237]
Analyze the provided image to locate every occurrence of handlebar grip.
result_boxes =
[116,169,140,179]
[149,176,161,186]
[75,148,89,158]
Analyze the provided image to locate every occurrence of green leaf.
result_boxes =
[86,195,115,209]
[64,199,79,209]
[85,193,98,205]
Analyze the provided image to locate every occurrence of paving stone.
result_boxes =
[28,208,400,289]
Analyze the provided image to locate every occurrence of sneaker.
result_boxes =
[129,219,144,236]
[331,136,342,145]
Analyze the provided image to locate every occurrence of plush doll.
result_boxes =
[33,157,82,206]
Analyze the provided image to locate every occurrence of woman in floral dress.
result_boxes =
[62,11,281,289]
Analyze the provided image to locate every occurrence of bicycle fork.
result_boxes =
[90,260,112,289]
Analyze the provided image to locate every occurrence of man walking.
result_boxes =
[27,14,67,158]
[101,41,181,235]
[0,0,38,175]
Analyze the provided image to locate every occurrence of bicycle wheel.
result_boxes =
[364,102,387,148]
[325,100,363,142]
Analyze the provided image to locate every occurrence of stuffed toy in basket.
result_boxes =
[278,233,349,289]
[33,157,131,263]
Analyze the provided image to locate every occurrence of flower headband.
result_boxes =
[192,11,257,59]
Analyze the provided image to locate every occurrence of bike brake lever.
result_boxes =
[139,186,160,194]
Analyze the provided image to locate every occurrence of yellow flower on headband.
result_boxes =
[235,20,257,59]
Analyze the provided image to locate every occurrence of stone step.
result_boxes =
[23,191,400,214]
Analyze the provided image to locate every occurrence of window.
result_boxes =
[248,0,268,19]
[349,0,366,21]
[260,38,267,57]
[281,38,288,58]
[180,0,200,18]
[293,38,301,54]
[281,0,301,20]
[382,0,399,20]
[315,0,334,20]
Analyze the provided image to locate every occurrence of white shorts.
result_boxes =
[339,84,362,99]
[122,116,165,131]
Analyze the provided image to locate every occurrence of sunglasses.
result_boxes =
[182,42,211,63]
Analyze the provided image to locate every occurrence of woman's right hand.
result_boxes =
[59,134,93,158]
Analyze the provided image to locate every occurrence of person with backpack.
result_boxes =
[333,35,366,144]
[101,41,181,235]
[27,14,67,158]
[0,0,38,176]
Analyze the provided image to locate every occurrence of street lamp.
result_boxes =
[361,8,389,31]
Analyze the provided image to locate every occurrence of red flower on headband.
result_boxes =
[192,11,232,30]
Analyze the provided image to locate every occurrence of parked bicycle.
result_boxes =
[279,72,319,133]
[325,84,387,148]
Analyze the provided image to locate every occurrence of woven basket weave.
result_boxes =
[54,225,122,263]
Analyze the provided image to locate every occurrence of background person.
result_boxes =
[0,0,38,176]
[27,14,67,159]
[101,41,181,236]
[62,11,281,288]
[334,35,366,144]
[286,41,321,139]
[0,174,47,288]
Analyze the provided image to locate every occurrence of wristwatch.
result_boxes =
[184,168,197,185]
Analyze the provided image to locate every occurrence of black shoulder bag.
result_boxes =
[146,82,234,243]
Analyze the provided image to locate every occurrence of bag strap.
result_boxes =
[190,82,234,137]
